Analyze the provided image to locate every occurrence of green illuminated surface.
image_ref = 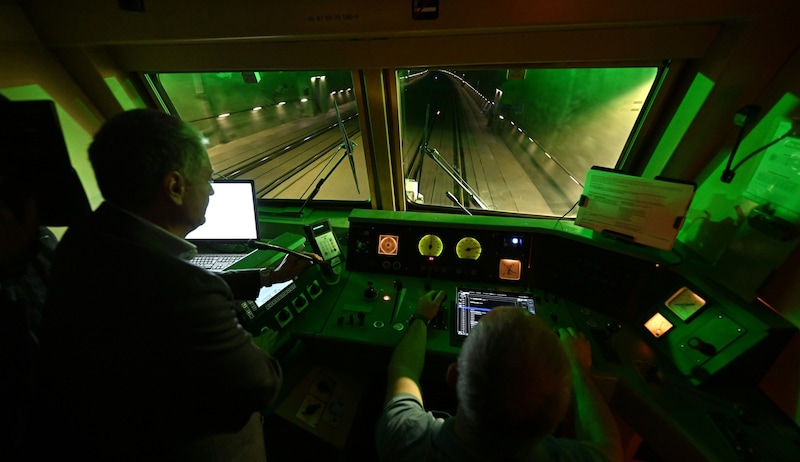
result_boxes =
[645,72,714,179]
[104,76,145,111]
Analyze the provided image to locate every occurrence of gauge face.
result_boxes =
[644,312,673,338]
[456,236,482,260]
[665,286,706,321]
[498,258,521,281]
[378,234,399,255]
[417,234,444,257]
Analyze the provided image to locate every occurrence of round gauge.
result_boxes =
[417,234,444,257]
[378,235,399,255]
[455,236,482,260]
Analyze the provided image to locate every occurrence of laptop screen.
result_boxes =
[186,179,259,244]
[451,287,536,345]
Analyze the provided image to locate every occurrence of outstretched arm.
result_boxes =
[384,290,445,405]
[558,327,624,462]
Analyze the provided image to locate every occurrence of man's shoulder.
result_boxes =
[376,394,449,461]
[379,394,437,430]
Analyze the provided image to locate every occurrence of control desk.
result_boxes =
[234,209,799,461]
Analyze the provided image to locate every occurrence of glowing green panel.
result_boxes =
[644,72,714,178]
[104,76,145,111]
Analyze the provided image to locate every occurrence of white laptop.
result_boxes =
[187,179,259,270]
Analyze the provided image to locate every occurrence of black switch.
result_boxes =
[688,337,717,356]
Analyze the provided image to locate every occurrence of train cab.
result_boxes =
[2,0,799,460]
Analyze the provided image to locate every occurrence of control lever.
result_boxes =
[389,280,403,324]
[688,337,717,356]
[364,281,377,299]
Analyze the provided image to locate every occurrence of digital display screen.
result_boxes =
[186,180,258,241]
[452,287,535,344]
[254,279,295,311]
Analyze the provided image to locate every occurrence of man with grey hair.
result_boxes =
[36,109,318,461]
[376,291,623,461]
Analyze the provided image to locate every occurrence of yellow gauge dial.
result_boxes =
[644,312,673,338]
[498,258,521,281]
[456,237,482,260]
[378,234,399,255]
[417,234,444,257]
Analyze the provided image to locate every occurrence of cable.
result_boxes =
[731,127,795,172]
[554,199,580,229]
[721,105,761,183]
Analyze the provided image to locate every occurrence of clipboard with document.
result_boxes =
[575,167,696,251]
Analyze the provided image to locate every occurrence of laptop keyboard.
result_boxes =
[189,253,250,271]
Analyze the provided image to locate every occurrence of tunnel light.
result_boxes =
[300,98,308,102]
[528,137,534,142]
[517,127,523,132]
[498,115,505,120]
[252,106,262,111]
[510,121,515,126]
[330,91,337,95]
[277,101,286,106]
[217,113,230,118]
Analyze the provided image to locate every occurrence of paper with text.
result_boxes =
[575,169,695,250]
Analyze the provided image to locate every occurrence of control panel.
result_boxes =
[343,209,795,389]
[247,212,799,462]
[347,210,530,285]
[238,266,327,335]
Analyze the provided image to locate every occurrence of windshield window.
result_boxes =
[151,71,367,203]
[398,67,660,217]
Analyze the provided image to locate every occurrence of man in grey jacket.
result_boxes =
[38,109,317,461]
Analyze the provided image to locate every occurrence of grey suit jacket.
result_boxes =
[38,202,281,461]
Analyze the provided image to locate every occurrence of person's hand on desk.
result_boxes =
[267,252,322,284]
[556,326,624,462]
[414,290,446,324]
[557,326,592,374]
[252,326,280,354]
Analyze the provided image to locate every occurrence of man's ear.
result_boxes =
[445,362,458,388]
[164,171,186,205]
